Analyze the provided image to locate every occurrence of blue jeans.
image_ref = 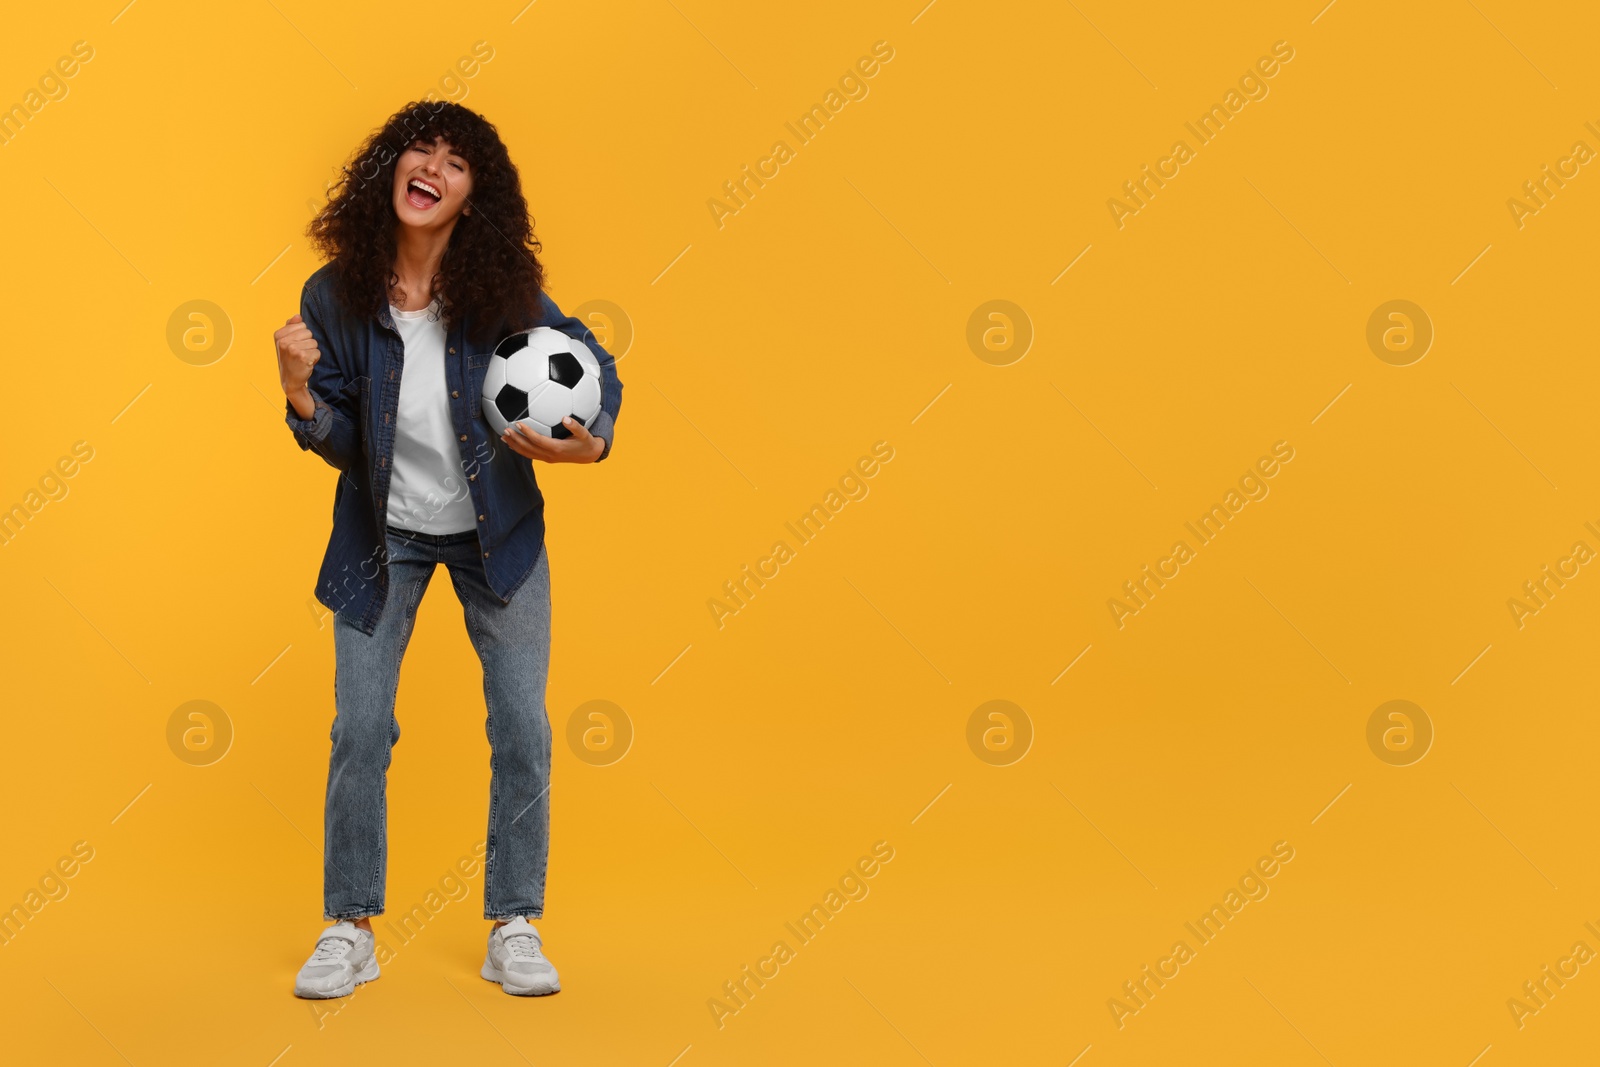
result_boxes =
[323,524,553,921]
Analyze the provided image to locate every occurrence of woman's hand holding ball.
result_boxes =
[500,418,604,464]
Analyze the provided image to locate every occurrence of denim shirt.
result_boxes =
[283,262,621,635]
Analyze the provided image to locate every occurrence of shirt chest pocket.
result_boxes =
[341,374,372,443]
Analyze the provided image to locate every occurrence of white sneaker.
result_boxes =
[481,917,560,996]
[294,921,379,999]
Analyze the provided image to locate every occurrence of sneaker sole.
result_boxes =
[295,956,380,999]
[481,959,560,996]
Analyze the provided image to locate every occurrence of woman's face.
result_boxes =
[392,136,473,231]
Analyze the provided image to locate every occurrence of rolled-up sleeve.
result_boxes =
[283,283,362,472]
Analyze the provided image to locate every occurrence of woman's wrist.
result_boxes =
[286,387,317,421]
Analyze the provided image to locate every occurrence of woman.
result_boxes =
[273,100,621,999]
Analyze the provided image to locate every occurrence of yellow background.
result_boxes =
[2,1,1597,1063]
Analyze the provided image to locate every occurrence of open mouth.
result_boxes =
[405,177,442,210]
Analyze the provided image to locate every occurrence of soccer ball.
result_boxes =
[481,327,603,439]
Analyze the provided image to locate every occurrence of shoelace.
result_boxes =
[311,937,354,963]
[503,934,541,960]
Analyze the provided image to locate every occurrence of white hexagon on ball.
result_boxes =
[481,326,605,439]
[482,356,507,405]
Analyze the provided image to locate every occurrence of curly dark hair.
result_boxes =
[306,100,546,345]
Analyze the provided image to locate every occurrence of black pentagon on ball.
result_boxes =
[494,384,529,422]
[550,418,573,440]
[548,351,583,388]
[494,332,530,358]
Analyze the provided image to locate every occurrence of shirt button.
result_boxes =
[452,390,460,398]
[458,434,467,442]
[449,347,456,354]
[478,514,486,522]
[482,551,489,558]
[468,473,477,481]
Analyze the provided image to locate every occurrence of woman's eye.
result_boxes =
[449,161,463,171]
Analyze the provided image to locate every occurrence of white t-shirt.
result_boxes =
[385,300,477,534]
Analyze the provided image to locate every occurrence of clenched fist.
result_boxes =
[275,314,321,420]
